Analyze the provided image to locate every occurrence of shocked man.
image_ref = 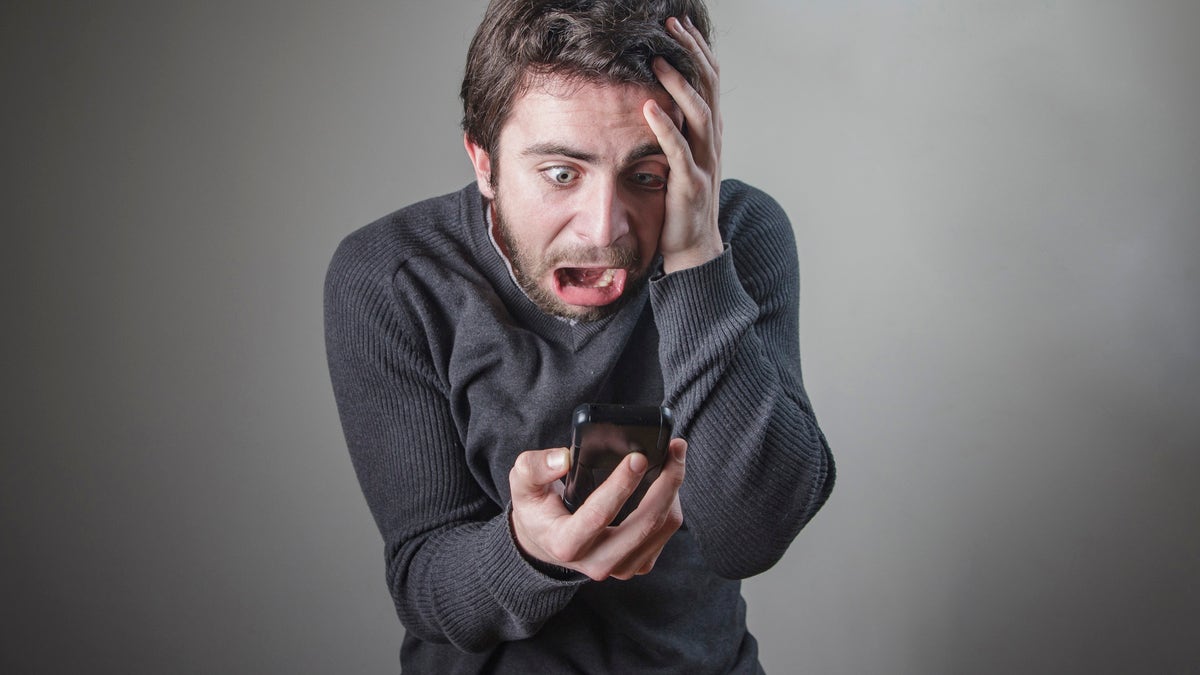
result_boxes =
[325,1,834,671]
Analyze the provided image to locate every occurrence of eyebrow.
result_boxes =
[624,142,667,164]
[519,142,665,165]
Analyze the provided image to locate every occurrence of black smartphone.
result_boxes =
[561,403,674,525]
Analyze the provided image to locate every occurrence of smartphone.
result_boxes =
[561,403,674,525]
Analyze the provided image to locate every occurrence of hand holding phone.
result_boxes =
[562,404,673,525]
[507,428,686,581]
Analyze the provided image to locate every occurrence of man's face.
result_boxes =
[466,76,681,322]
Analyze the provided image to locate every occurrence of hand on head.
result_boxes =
[644,16,725,274]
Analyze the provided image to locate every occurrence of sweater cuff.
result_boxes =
[648,245,758,350]
[468,505,586,628]
[505,502,587,582]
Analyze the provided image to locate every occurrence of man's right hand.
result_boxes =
[509,439,687,581]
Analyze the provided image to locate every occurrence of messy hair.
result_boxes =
[461,0,713,156]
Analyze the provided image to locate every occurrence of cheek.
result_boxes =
[499,183,569,247]
[525,211,579,257]
[629,194,667,252]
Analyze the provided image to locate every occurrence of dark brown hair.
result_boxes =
[461,0,713,156]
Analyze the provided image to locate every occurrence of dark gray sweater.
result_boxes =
[324,180,834,673]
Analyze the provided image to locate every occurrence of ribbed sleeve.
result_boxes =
[323,199,584,653]
[650,180,835,579]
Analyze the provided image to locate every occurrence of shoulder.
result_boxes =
[717,178,798,278]
[324,184,486,346]
[718,178,788,219]
[718,179,793,245]
[327,184,480,291]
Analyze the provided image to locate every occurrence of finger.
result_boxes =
[559,452,649,542]
[602,489,684,579]
[621,439,687,527]
[651,58,714,160]
[509,447,572,503]
[681,15,718,72]
[643,98,697,178]
[587,440,687,578]
[618,496,683,578]
[667,17,723,145]
[668,17,719,96]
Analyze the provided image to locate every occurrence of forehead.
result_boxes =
[499,76,678,158]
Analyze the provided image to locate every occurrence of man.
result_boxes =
[325,0,834,671]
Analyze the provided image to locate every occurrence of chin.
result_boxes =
[559,303,621,323]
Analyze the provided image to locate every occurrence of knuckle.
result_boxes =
[547,538,580,563]
[513,452,535,477]
[667,139,689,161]
[664,508,684,532]
[666,465,686,489]
[581,564,610,582]
[618,472,642,498]
[578,506,612,532]
[508,467,526,493]
[639,513,665,541]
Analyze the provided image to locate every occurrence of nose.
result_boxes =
[575,179,630,248]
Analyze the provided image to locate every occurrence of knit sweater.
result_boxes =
[324,180,834,673]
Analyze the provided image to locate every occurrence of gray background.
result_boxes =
[3,1,1197,673]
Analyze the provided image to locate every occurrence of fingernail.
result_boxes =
[548,449,567,470]
[669,17,683,33]
[685,15,694,28]
[628,452,648,474]
[652,56,666,72]
[674,440,687,463]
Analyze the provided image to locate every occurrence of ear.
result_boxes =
[463,133,495,199]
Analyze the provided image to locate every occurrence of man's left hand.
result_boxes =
[644,15,724,274]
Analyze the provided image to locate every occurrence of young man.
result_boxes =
[325,1,834,671]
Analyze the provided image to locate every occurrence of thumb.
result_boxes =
[510,447,572,501]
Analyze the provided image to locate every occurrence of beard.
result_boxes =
[491,197,649,323]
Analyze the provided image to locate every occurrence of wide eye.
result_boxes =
[542,166,579,186]
[630,171,667,190]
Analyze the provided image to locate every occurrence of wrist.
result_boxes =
[508,502,580,580]
[660,239,724,274]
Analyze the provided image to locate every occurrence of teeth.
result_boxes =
[594,268,616,288]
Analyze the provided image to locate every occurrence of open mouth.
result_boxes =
[553,266,629,306]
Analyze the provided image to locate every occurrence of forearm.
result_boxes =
[325,252,583,650]
[381,505,582,651]
[649,192,834,578]
[332,353,587,650]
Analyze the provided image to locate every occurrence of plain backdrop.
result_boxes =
[3,1,1197,673]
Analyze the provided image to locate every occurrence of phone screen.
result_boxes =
[562,404,672,524]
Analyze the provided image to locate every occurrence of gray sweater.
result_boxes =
[324,180,834,673]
